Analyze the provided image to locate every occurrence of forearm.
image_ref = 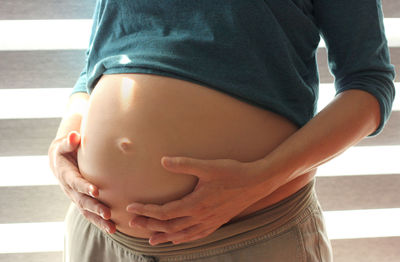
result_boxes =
[252,89,381,193]
[54,92,90,140]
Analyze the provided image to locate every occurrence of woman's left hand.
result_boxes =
[126,156,268,246]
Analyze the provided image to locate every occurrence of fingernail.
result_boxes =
[88,185,95,197]
[163,157,173,167]
[150,240,158,246]
[126,204,137,212]
[100,210,105,219]
[103,224,111,233]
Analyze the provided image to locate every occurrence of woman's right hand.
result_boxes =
[48,131,116,234]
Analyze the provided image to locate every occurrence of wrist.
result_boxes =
[243,158,288,201]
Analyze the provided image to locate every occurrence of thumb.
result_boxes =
[67,131,81,147]
[161,156,211,179]
[59,131,81,154]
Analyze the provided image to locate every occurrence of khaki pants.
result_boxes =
[64,179,333,261]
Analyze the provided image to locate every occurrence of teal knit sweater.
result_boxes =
[72,0,396,136]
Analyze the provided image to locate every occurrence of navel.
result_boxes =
[117,137,132,153]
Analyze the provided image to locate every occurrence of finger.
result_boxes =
[149,224,213,245]
[71,190,111,220]
[58,161,98,197]
[67,131,81,146]
[54,141,98,198]
[126,203,175,220]
[80,208,116,234]
[65,172,99,198]
[130,216,195,234]
[126,196,195,220]
[57,132,80,154]
[161,156,211,179]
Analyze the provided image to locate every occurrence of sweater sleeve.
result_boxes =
[70,1,101,97]
[314,0,396,136]
[70,62,89,96]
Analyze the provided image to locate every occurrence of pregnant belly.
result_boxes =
[76,73,301,238]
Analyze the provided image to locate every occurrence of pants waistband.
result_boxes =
[107,179,317,257]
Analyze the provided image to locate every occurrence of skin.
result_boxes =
[49,85,382,245]
[49,92,116,234]
[125,88,381,245]
[75,73,315,238]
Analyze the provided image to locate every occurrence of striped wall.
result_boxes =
[0,1,399,261]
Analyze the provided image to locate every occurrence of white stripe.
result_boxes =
[0,88,70,119]
[316,145,400,177]
[0,208,399,253]
[0,222,64,254]
[325,208,400,240]
[1,146,399,187]
[0,156,59,186]
[0,18,399,51]
[0,83,399,120]
[383,18,400,47]
[0,20,92,51]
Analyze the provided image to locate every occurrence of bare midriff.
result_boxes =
[76,73,315,238]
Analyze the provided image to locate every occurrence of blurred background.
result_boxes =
[0,1,399,261]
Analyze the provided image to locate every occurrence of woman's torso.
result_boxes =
[77,73,314,238]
